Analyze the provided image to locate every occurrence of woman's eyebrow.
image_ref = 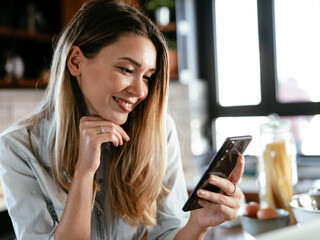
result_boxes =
[118,57,156,71]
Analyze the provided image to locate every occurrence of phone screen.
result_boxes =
[182,135,252,212]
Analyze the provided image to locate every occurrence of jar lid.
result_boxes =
[260,115,292,135]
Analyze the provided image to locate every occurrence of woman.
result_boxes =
[0,0,244,239]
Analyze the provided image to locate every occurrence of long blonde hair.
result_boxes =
[5,0,170,227]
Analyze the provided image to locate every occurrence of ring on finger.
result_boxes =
[226,183,237,196]
[100,126,105,134]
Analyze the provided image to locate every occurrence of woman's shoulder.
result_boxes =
[165,113,181,153]
[0,125,32,152]
[165,113,177,133]
[0,119,45,163]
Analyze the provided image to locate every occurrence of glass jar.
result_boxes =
[258,117,297,223]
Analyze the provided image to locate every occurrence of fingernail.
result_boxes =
[210,175,216,182]
[197,189,206,197]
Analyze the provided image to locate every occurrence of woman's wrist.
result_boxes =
[74,161,97,179]
[188,214,211,237]
[175,216,210,240]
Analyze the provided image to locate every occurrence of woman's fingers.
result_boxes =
[196,155,244,208]
[81,118,130,140]
[195,175,243,224]
[99,122,130,142]
[228,154,245,185]
[79,116,130,146]
[191,156,245,228]
[197,189,241,209]
[97,127,123,146]
[196,171,243,209]
[197,198,238,221]
[209,175,242,199]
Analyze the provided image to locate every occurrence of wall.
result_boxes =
[0,89,44,131]
[167,81,195,184]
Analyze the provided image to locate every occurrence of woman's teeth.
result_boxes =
[114,97,133,108]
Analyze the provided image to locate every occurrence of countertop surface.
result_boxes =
[205,225,252,240]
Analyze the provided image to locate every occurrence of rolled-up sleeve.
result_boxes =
[0,136,56,240]
[148,115,190,239]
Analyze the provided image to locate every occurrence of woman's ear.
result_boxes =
[67,46,83,77]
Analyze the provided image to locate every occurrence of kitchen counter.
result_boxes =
[205,225,255,240]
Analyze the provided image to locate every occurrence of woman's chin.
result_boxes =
[109,115,128,125]
[96,112,129,125]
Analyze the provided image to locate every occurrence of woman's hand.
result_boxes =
[188,155,245,235]
[76,116,130,174]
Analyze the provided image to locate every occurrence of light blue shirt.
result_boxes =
[0,114,189,240]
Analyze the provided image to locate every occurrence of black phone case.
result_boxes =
[182,135,252,212]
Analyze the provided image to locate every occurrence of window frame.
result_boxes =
[196,0,320,144]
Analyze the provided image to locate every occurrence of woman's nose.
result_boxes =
[127,76,147,98]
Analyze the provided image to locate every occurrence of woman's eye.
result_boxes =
[143,75,152,81]
[119,67,133,74]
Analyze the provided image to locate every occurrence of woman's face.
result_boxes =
[73,34,157,125]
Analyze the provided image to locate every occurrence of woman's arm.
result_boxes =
[54,169,95,239]
[174,217,209,240]
[0,135,58,239]
[54,116,130,239]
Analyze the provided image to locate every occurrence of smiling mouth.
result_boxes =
[114,97,134,112]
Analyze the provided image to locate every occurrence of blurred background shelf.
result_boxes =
[158,22,176,33]
[0,27,56,42]
[0,78,47,88]
[0,0,178,89]
[0,0,86,89]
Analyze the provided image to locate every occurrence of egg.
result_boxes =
[257,207,279,219]
[244,201,260,218]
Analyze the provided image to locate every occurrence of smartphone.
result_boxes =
[182,135,252,212]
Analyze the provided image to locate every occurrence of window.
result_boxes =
[215,0,261,107]
[196,0,320,157]
[274,0,320,103]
